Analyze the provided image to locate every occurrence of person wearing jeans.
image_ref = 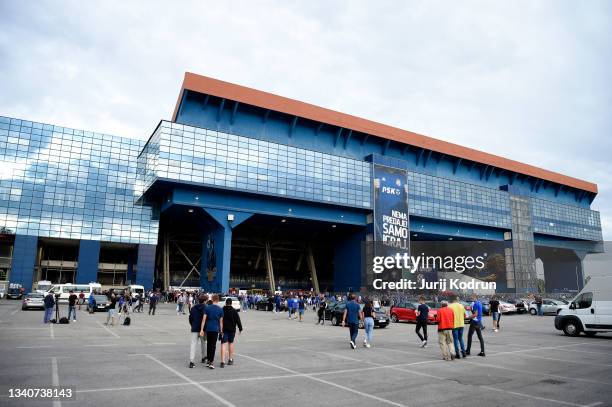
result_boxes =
[466,294,485,357]
[415,296,429,347]
[341,293,362,349]
[362,299,375,348]
[448,296,466,359]
[43,293,55,323]
[67,290,78,321]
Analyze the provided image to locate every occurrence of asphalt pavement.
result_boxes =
[0,300,611,407]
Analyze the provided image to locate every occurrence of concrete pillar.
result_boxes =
[136,244,156,290]
[76,240,101,284]
[334,228,366,293]
[201,208,252,294]
[10,235,38,291]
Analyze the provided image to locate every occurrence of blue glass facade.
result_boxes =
[137,121,372,209]
[0,115,158,244]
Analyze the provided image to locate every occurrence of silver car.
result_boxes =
[529,298,568,315]
[21,292,45,310]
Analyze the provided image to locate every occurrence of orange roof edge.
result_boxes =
[172,72,598,195]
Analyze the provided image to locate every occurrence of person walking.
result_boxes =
[43,292,55,324]
[298,296,305,322]
[490,296,500,332]
[220,297,243,367]
[177,292,186,315]
[67,290,78,322]
[362,299,375,348]
[448,296,466,359]
[466,294,485,357]
[187,293,193,313]
[200,294,224,369]
[317,296,327,325]
[88,292,96,314]
[341,293,362,349]
[78,290,85,310]
[188,294,208,368]
[436,301,456,361]
[415,296,429,347]
[149,290,158,315]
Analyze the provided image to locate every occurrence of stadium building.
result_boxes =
[0,72,603,293]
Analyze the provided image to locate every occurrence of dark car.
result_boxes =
[479,300,491,316]
[506,298,528,314]
[255,297,274,311]
[7,284,23,300]
[92,295,110,312]
[325,301,389,328]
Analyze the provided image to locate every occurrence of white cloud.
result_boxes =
[1,0,611,238]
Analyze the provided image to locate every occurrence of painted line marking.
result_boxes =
[50,324,55,339]
[145,354,236,407]
[17,345,52,349]
[51,357,61,407]
[239,353,408,407]
[83,344,115,348]
[96,321,120,338]
[10,308,20,315]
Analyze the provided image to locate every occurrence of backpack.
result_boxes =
[123,317,131,326]
[59,317,70,324]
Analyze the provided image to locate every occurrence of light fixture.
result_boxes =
[332,224,337,228]
[448,237,453,240]
[281,219,286,223]
[188,208,194,213]
[227,213,235,222]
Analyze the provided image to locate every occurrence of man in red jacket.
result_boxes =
[436,301,456,361]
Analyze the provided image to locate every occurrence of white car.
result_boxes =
[529,298,568,315]
[498,301,517,314]
[221,296,241,311]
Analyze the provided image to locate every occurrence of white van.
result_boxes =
[555,276,612,336]
[46,283,102,303]
[126,284,145,298]
[34,280,53,295]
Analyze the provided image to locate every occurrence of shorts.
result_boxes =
[298,309,305,315]
[221,332,236,343]
[492,312,500,321]
[108,309,117,317]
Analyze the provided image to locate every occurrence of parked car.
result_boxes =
[479,300,491,315]
[7,283,23,299]
[221,296,241,311]
[529,298,568,315]
[255,297,274,311]
[555,276,612,336]
[389,301,436,324]
[506,298,529,314]
[92,294,109,312]
[499,301,518,314]
[325,301,390,328]
[21,292,45,310]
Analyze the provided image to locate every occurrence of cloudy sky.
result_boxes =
[1,1,611,238]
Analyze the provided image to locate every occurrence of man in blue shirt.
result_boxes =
[342,293,362,349]
[466,294,485,357]
[200,294,224,369]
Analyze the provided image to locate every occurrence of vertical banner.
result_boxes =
[373,165,410,251]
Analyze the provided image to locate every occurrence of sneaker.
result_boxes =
[365,343,371,348]
[461,351,466,358]
[493,329,498,332]
[478,352,486,357]
[202,358,207,364]
[73,320,76,322]
[208,364,215,369]
[350,341,356,349]
[189,362,195,368]
[363,340,367,347]
[465,351,470,356]
[228,359,234,366]
[455,354,461,359]
[420,340,427,348]
[220,362,225,368]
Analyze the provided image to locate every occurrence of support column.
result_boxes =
[265,241,276,293]
[334,228,366,293]
[136,244,156,290]
[10,235,38,291]
[163,232,170,290]
[306,246,320,294]
[76,240,100,284]
[201,208,252,294]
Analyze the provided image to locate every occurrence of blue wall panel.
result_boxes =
[136,244,156,290]
[333,228,366,292]
[10,234,38,291]
[76,240,100,284]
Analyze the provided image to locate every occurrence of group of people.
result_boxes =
[338,293,487,360]
[188,294,243,369]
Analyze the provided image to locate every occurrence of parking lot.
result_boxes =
[0,300,611,407]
